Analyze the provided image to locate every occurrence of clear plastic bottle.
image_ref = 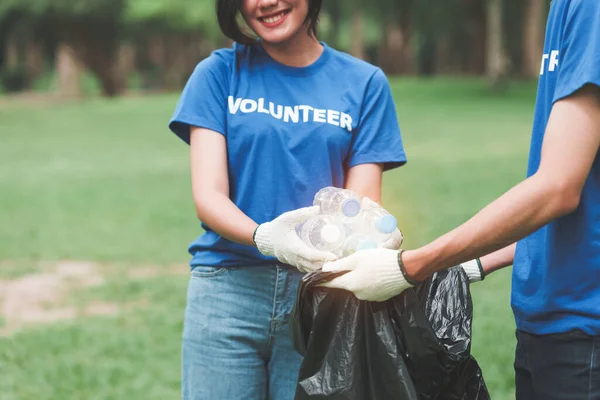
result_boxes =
[313,187,361,219]
[354,207,398,242]
[297,216,346,252]
[337,233,378,257]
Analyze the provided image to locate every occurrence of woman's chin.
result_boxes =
[258,33,293,47]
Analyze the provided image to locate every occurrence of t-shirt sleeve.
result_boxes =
[553,0,600,103]
[168,51,231,144]
[345,68,407,171]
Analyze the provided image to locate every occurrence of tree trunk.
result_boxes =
[523,0,545,77]
[378,22,413,74]
[56,42,82,98]
[327,0,341,48]
[486,0,507,90]
[351,8,365,60]
[5,31,20,68]
[463,0,487,75]
[163,35,191,90]
[435,36,453,74]
[55,18,125,97]
[115,42,135,90]
[25,37,44,83]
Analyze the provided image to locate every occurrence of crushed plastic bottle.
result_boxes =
[353,207,398,242]
[298,186,399,256]
[297,216,346,252]
[313,187,361,219]
[337,233,378,257]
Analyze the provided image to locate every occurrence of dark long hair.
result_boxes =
[216,0,322,45]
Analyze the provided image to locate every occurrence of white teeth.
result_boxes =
[263,12,285,24]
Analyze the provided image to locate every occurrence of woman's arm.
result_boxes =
[344,163,384,201]
[190,126,258,247]
[190,126,357,270]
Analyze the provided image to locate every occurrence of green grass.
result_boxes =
[0,77,538,399]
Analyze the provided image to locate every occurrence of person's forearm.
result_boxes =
[479,243,515,276]
[344,163,383,202]
[194,192,258,247]
[404,172,578,281]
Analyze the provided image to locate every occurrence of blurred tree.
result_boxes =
[0,0,125,96]
[123,0,219,90]
[123,0,218,35]
[0,0,221,96]
[321,0,342,48]
[0,0,541,96]
[412,0,452,76]
[0,8,39,91]
[486,0,508,90]
[56,42,82,97]
[522,0,545,77]
[350,0,365,59]
[375,0,415,74]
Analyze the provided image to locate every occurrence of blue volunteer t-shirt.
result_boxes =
[169,42,407,268]
[512,0,600,335]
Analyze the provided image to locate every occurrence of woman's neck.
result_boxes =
[261,31,323,68]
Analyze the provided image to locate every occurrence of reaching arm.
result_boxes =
[478,243,516,276]
[404,85,600,281]
[320,85,600,301]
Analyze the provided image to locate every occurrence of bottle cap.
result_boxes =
[321,224,342,244]
[341,198,361,217]
[376,214,397,234]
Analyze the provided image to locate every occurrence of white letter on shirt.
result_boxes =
[340,113,353,132]
[327,110,340,126]
[269,102,283,119]
[313,109,326,123]
[228,96,242,114]
[549,50,559,72]
[298,105,313,122]
[240,99,257,113]
[540,53,550,76]
[284,106,299,123]
[257,98,270,114]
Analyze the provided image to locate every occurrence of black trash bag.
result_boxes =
[290,266,490,400]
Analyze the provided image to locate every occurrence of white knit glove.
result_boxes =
[319,249,416,302]
[361,197,403,250]
[380,229,404,250]
[254,206,337,273]
[460,258,485,282]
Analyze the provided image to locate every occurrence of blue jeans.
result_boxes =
[182,264,303,400]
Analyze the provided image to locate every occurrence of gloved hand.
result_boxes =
[254,206,337,273]
[319,249,485,302]
[361,197,403,250]
[319,249,416,302]
[460,258,485,282]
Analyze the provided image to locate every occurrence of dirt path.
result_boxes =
[0,260,187,336]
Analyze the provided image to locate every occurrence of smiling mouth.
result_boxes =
[259,9,291,24]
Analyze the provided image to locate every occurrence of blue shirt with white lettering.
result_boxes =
[512,0,600,335]
[169,42,407,267]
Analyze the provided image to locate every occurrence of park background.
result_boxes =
[0,0,549,399]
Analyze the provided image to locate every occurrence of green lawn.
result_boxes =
[0,78,538,399]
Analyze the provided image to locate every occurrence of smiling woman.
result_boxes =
[240,0,312,45]
[168,0,408,399]
[218,0,321,47]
